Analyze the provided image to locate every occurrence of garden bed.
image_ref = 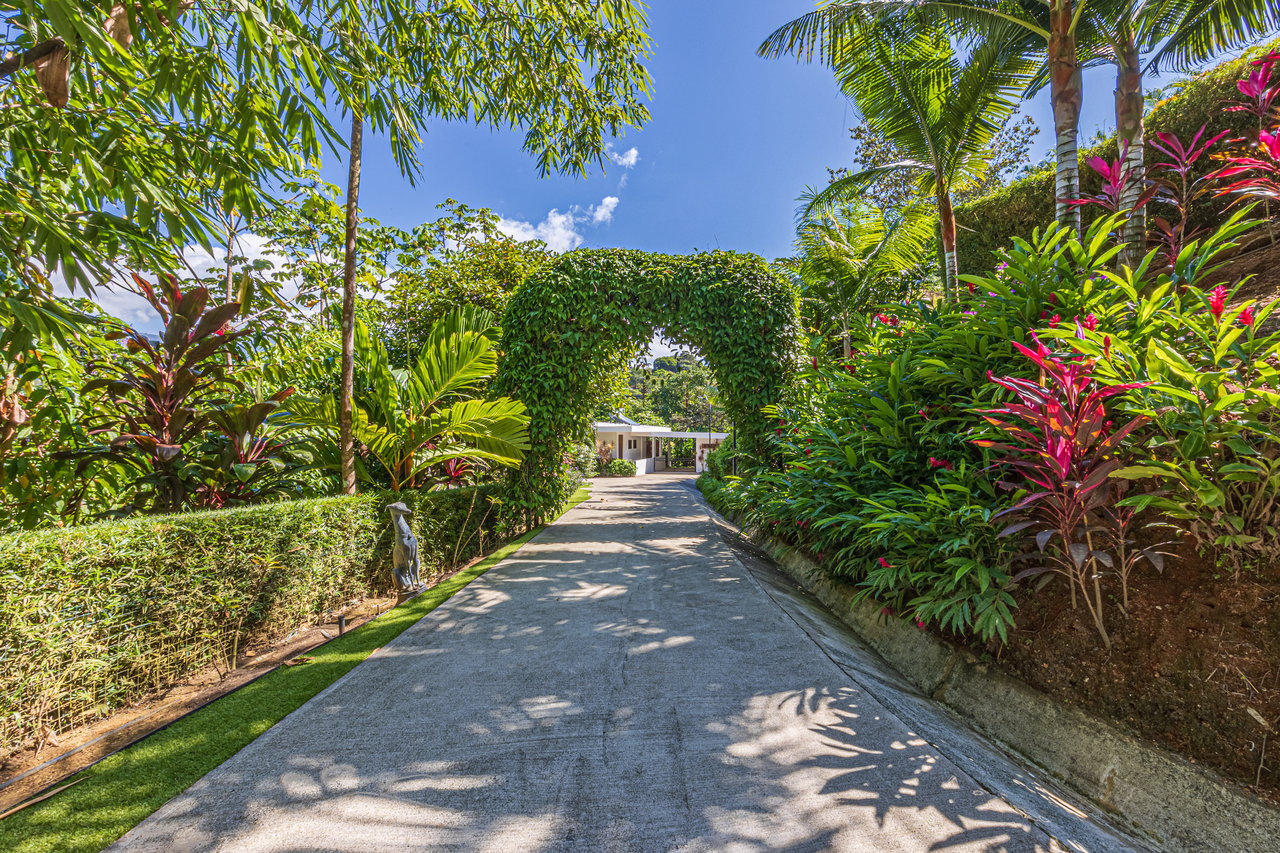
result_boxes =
[989,547,1280,807]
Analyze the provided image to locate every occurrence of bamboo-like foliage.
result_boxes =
[0,485,511,754]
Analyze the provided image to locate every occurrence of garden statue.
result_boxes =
[387,502,422,593]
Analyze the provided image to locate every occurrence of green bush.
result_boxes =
[604,458,637,476]
[0,485,515,752]
[704,441,739,482]
[721,211,1280,645]
[954,39,1280,273]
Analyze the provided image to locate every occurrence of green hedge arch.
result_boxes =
[495,248,799,521]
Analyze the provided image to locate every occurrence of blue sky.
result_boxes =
[91,1,1199,331]
[320,1,1189,263]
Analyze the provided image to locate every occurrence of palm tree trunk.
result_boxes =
[339,111,363,496]
[841,313,851,359]
[1115,32,1146,264]
[1049,0,1083,235]
[939,191,958,298]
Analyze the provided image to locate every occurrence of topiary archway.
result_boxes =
[495,248,799,521]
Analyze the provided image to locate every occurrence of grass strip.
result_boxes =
[0,485,591,853]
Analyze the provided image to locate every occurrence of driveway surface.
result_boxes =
[111,473,1142,853]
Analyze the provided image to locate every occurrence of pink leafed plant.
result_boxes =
[973,334,1151,648]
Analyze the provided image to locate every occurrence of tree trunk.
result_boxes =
[939,191,958,298]
[1115,32,1146,265]
[339,111,363,496]
[1049,0,1083,235]
[841,313,851,359]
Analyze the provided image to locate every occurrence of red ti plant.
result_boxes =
[194,388,303,509]
[81,274,247,514]
[1226,51,1280,124]
[1214,129,1280,202]
[1146,126,1230,264]
[973,334,1150,648]
[1069,144,1157,215]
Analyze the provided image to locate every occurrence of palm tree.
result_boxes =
[290,307,531,492]
[787,20,1034,296]
[764,0,1279,245]
[793,203,934,352]
[1094,0,1280,256]
[762,1,1087,234]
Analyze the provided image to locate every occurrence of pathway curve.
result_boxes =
[111,474,1143,853]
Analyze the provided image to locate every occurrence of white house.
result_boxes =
[592,417,730,474]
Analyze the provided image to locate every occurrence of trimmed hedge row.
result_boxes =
[955,39,1280,273]
[0,486,513,753]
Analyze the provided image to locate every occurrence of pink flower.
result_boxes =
[878,557,892,569]
[1103,335,1112,360]
[928,457,954,471]
[1082,314,1098,331]
[875,313,900,327]
[1047,314,1061,329]
[1240,306,1256,327]
[915,619,926,630]
[811,356,817,368]
[1209,285,1228,320]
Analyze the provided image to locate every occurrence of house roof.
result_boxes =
[591,422,729,440]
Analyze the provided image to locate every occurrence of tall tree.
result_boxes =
[313,0,653,493]
[0,0,343,292]
[1093,0,1280,257]
[782,20,1034,296]
[762,0,1090,234]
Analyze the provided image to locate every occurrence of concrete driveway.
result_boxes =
[110,473,1141,853]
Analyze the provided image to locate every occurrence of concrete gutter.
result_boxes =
[726,513,1280,853]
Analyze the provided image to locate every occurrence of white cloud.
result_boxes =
[497,208,584,253]
[608,145,640,169]
[590,196,620,225]
[497,195,621,252]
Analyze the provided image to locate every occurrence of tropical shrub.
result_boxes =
[72,274,301,516]
[0,484,517,754]
[975,334,1158,648]
[289,307,531,491]
[718,201,1280,646]
[604,458,637,477]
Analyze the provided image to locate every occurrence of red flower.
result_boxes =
[915,619,926,630]
[1047,314,1061,329]
[1209,285,1228,320]
[928,457,954,471]
[1082,314,1098,331]
[776,428,782,436]
[1103,335,1112,360]
[878,557,892,569]
[1240,306,1256,327]
[811,356,817,368]
[1048,293,1059,305]
[875,313,900,327]
[966,281,976,294]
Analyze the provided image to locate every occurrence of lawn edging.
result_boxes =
[720,509,1280,853]
[0,485,592,853]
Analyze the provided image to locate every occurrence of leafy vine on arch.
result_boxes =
[495,248,799,521]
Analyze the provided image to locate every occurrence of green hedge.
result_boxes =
[955,39,1280,273]
[0,486,512,753]
[604,458,637,476]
